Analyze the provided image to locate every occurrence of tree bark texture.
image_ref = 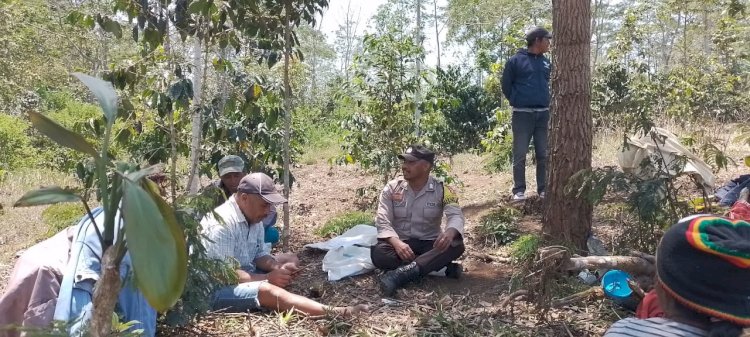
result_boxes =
[282,0,293,250]
[540,247,656,278]
[187,36,204,195]
[543,0,593,251]
[90,247,122,337]
[565,255,655,276]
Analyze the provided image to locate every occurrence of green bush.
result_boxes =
[476,207,520,246]
[0,113,36,171]
[510,234,541,264]
[481,108,513,172]
[295,106,343,165]
[34,90,124,172]
[42,203,85,235]
[315,211,374,237]
[423,66,498,155]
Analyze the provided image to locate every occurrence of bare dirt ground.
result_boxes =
[1,124,747,336]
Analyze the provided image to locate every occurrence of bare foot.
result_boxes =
[334,304,370,317]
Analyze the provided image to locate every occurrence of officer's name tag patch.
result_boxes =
[426,201,437,208]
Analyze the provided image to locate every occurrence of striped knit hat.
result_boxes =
[657,216,750,326]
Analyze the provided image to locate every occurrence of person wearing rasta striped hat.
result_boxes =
[605,216,750,337]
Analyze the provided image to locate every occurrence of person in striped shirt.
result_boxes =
[604,216,750,337]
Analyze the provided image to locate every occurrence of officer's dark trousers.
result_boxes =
[370,238,465,275]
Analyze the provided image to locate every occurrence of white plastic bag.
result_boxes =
[322,245,375,281]
[304,224,377,251]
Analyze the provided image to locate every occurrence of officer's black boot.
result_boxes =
[379,262,421,297]
[445,262,462,279]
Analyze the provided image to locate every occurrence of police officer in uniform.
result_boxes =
[371,145,466,296]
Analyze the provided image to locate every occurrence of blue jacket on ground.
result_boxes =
[501,48,552,109]
[54,207,156,337]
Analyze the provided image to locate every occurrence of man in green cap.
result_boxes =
[203,155,248,206]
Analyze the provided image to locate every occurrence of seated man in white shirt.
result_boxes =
[201,173,367,316]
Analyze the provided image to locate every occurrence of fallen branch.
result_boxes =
[551,287,603,308]
[471,252,510,263]
[539,247,655,276]
[564,255,655,276]
[500,290,529,307]
[629,250,656,264]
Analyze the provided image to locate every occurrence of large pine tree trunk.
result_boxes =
[543,0,593,251]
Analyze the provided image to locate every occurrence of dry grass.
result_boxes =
[0,168,77,293]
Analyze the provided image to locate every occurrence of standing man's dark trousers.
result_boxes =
[371,238,465,275]
[511,110,549,195]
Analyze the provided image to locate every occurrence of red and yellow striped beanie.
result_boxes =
[657,216,750,326]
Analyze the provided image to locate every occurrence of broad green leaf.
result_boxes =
[125,165,161,182]
[101,18,123,38]
[745,156,750,168]
[689,197,706,212]
[187,0,208,14]
[27,111,98,157]
[14,186,81,207]
[72,73,119,125]
[122,179,186,311]
[252,83,263,99]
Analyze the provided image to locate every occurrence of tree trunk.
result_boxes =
[543,0,593,252]
[434,0,441,69]
[89,247,122,337]
[164,17,178,205]
[590,0,602,70]
[282,0,293,250]
[414,0,422,137]
[187,35,204,195]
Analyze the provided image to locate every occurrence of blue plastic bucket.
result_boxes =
[601,270,639,310]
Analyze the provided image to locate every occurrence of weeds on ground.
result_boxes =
[510,234,540,264]
[476,208,521,246]
[277,309,298,327]
[315,211,374,237]
[508,234,542,294]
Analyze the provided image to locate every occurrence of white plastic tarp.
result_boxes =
[304,224,377,281]
[618,127,715,190]
[321,245,374,281]
[304,224,377,251]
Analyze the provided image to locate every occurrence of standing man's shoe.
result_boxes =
[512,192,526,201]
[379,262,421,297]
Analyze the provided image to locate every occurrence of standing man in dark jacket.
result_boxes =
[501,27,552,201]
